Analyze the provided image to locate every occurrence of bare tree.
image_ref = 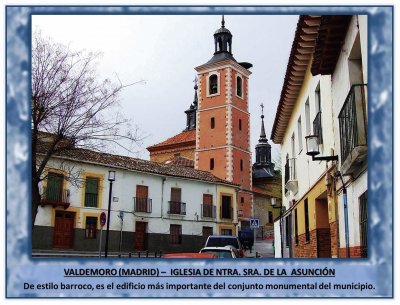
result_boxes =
[32,32,143,227]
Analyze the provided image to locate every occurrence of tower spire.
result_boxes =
[222,15,225,28]
[259,103,267,140]
[193,76,198,107]
[184,78,198,131]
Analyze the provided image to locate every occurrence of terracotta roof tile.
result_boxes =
[270,15,322,144]
[311,15,352,76]
[164,156,195,168]
[38,144,236,186]
[147,130,196,151]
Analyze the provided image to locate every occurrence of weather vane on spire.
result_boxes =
[260,103,264,118]
[193,75,198,87]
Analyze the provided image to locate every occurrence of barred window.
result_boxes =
[85,177,99,207]
[221,229,232,236]
[85,216,97,239]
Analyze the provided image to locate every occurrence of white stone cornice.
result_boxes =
[195,59,252,77]
[198,104,250,116]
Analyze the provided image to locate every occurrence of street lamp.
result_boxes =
[104,170,116,258]
[233,221,239,235]
[305,135,338,161]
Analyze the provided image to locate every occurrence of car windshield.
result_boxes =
[206,237,239,248]
[201,250,233,258]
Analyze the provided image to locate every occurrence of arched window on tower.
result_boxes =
[236,76,243,97]
[218,37,223,52]
[209,74,218,95]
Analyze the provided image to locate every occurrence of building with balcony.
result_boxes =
[311,15,368,258]
[271,15,368,258]
[271,15,339,258]
[33,144,239,254]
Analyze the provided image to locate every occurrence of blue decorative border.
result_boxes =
[5,6,393,298]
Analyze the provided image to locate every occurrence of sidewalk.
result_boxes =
[244,239,274,258]
[32,249,162,258]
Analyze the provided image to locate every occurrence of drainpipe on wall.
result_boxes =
[335,171,350,258]
[279,205,284,258]
[161,177,166,218]
[331,170,340,258]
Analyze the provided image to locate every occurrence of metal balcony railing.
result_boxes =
[201,204,216,218]
[84,193,98,207]
[41,187,70,209]
[338,84,368,163]
[284,158,297,182]
[134,197,152,213]
[313,111,323,145]
[284,158,298,194]
[168,201,186,215]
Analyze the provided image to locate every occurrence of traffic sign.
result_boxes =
[100,212,107,227]
[250,218,259,229]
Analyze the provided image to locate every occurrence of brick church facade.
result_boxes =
[148,17,281,231]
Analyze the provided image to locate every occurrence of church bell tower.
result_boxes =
[194,16,254,229]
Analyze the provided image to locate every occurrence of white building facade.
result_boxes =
[329,15,368,258]
[33,147,238,254]
[271,15,368,258]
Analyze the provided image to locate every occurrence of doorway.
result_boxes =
[315,191,331,257]
[53,211,75,249]
[135,221,147,251]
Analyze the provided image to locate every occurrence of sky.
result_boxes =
[32,14,298,165]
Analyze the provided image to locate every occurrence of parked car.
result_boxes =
[204,235,244,257]
[161,253,217,258]
[200,246,240,258]
[238,229,254,251]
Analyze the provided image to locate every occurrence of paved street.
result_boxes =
[33,239,276,259]
[244,239,274,258]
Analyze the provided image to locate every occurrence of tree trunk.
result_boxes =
[32,181,41,228]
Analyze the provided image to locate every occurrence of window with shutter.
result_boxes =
[46,173,63,202]
[170,188,182,214]
[85,177,99,207]
[202,194,213,217]
[135,185,149,212]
